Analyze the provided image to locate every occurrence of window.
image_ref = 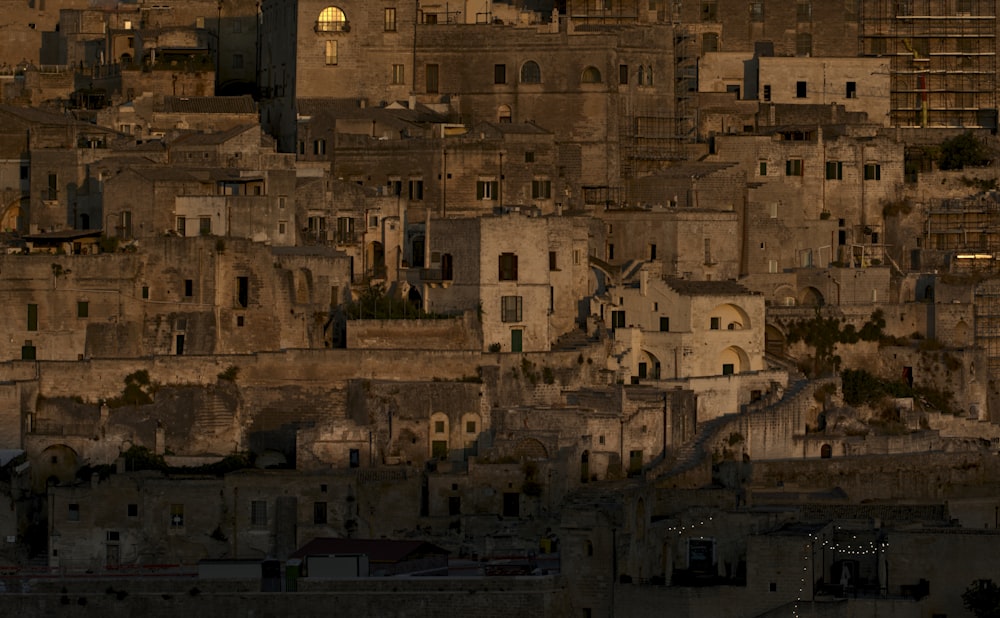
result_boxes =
[701,0,718,21]
[406,179,424,201]
[796,33,812,56]
[384,7,396,31]
[314,139,326,155]
[501,295,523,322]
[759,161,767,176]
[710,317,721,330]
[619,64,629,85]
[650,244,657,259]
[232,53,243,69]
[316,6,347,31]
[826,161,843,180]
[796,81,807,98]
[426,63,439,93]
[704,238,713,264]
[477,180,498,200]
[612,310,626,329]
[184,279,194,297]
[391,64,404,84]
[494,64,506,84]
[520,61,541,84]
[785,159,803,176]
[68,504,80,521]
[127,504,138,518]
[525,151,534,163]
[864,163,881,180]
[608,244,615,260]
[449,496,461,516]
[175,216,187,236]
[199,217,211,235]
[325,40,338,65]
[722,363,735,375]
[532,179,551,199]
[27,304,37,331]
[750,0,764,21]
[170,504,184,528]
[762,84,771,101]
[19,164,27,180]
[236,276,249,308]
[659,317,669,332]
[313,502,327,524]
[142,286,149,299]
[846,81,857,99]
[581,66,602,83]
[434,420,445,433]
[770,203,779,218]
[77,301,88,318]
[278,221,287,235]
[497,105,512,123]
[499,252,518,281]
[466,420,477,433]
[796,1,811,21]
[349,448,360,467]
[251,500,267,528]
[702,33,718,53]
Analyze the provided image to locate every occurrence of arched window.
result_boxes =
[645,66,653,86]
[520,61,541,84]
[581,66,602,84]
[497,104,512,123]
[637,66,645,85]
[317,6,348,32]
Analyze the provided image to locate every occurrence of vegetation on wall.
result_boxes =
[840,368,955,415]
[962,579,1000,618]
[120,445,255,476]
[345,283,447,319]
[106,370,157,408]
[937,131,993,170]
[785,310,887,376]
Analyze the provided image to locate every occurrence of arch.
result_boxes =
[430,412,449,460]
[36,444,80,489]
[520,60,541,84]
[820,444,832,459]
[514,438,549,460]
[765,324,786,356]
[798,286,825,307]
[719,346,750,375]
[637,65,645,85]
[497,104,512,123]
[645,66,653,86]
[954,319,970,344]
[316,6,348,31]
[922,284,934,301]
[407,286,422,307]
[257,449,288,469]
[708,303,752,330]
[639,349,661,379]
[581,66,602,84]
[120,53,132,65]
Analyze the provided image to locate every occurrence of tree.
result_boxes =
[938,131,992,170]
[963,579,1000,618]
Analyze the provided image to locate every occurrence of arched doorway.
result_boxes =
[820,444,832,459]
[798,286,825,306]
[765,324,786,356]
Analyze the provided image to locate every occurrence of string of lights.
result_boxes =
[665,515,714,535]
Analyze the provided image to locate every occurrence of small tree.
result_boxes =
[938,131,992,170]
[963,579,1000,618]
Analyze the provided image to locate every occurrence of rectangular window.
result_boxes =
[384,7,396,31]
[77,301,88,318]
[68,503,80,521]
[650,244,657,259]
[175,216,186,235]
[796,1,811,21]
[278,221,287,235]
[762,84,771,101]
[232,53,243,69]
[499,252,518,281]
[494,64,506,84]
[619,64,629,85]
[449,496,461,516]
[785,159,803,176]
[184,279,193,297]
[826,161,843,180]
[532,179,551,199]
[612,310,626,329]
[864,163,881,180]
[47,173,57,201]
[27,304,37,331]
[127,504,138,517]
[796,81,807,98]
[434,420,445,433]
[769,259,778,273]
[710,316,721,330]
[142,286,149,299]
[704,238,712,264]
[846,81,857,99]
[722,363,735,375]
[525,151,535,163]
[391,64,405,84]
[466,421,476,433]
[759,161,767,176]
[314,139,326,155]
[608,244,615,260]
[19,164,27,180]
[409,179,424,200]
[199,217,211,235]
[501,295,523,322]
[426,64,439,93]
[549,251,557,270]
[659,316,669,332]
[702,32,719,53]
[313,502,327,524]
[750,0,764,21]
[349,448,360,468]
[325,40,338,65]
[770,202,779,218]
[477,180,498,200]
[170,504,184,528]
[236,276,249,308]
[250,500,267,528]
[701,1,718,21]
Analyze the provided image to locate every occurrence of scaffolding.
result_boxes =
[859,0,997,129]
[567,0,641,23]
[925,195,1000,252]
[975,280,1000,377]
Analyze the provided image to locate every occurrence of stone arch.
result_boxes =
[708,303,751,330]
[820,444,832,459]
[954,320,970,344]
[497,104,511,123]
[120,53,132,65]
[798,286,825,306]
[719,346,750,375]
[514,438,549,461]
[773,283,796,306]
[765,324,786,356]
[429,412,449,460]
[639,349,661,379]
[520,60,541,84]
[36,444,80,489]
[581,66,602,84]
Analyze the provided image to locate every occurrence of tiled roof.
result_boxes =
[160,95,257,115]
[662,277,756,296]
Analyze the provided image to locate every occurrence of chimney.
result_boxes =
[408,95,416,110]
[359,98,366,109]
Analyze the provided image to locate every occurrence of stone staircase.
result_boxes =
[194,392,234,434]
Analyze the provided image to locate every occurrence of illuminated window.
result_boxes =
[325,40,338,65]
[316,6,347,32]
